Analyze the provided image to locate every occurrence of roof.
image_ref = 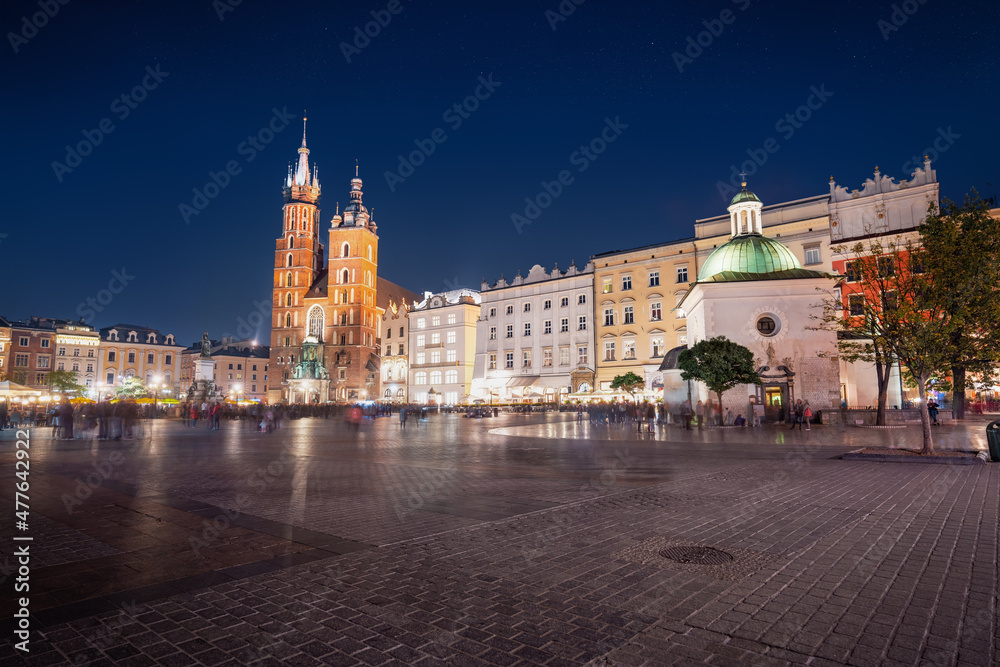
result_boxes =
[698,268,835,283]
[697,233,803,281]
[730,187,762,206]
[593,236,696,259]
[658,345,688,371]
[378,277,420,311]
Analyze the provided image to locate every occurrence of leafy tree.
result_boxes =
[915,193,1000,419]
[678,336,761,425]
[115,377,147,399]
[47,370,86,396]
[610,372,645,398]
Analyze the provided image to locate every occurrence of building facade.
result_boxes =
[0,317,11,379]
[97,324,183,398]
[379,299,410,403]
[409,290,480,405]
[472,262,595,403]
[180,337,270,402]
[5,317,65,389]
[267,118,417,404]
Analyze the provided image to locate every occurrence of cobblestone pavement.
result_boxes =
[0,413,997,665]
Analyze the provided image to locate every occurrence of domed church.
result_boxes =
[672,182,841,421]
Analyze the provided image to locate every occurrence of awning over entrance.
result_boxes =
[506,376,539,387]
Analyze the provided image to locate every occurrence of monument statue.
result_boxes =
[200,332,212,358]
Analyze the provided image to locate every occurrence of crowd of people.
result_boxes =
[0,400,151,439]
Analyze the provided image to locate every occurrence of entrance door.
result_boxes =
[764,385,787,423]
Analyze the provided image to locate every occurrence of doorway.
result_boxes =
[764,385,787,423]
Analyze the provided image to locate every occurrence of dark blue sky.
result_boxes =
[2,0,998,345]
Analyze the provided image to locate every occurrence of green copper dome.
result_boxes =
[730,187,762,206]
[697,233,803,281]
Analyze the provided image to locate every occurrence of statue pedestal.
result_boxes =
[194,359,214,382]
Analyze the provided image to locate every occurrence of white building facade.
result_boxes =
[472,262,595,404]
[408,290,480,405]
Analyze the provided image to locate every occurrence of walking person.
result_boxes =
[791,399,804,430]
[682,400,692,430]
[695,400,704,430]
[399,406,407,430]
[928,399,939,425]
[803,401,812,431]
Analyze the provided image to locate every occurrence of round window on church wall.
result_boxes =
[756,316,777,336]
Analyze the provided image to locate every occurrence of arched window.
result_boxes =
[287,236,293,249]
[286,253,293,267]
[307,305,324,339]
[368,245,372,261]
[342,242,349,258]
[286,271,292,287]
[285,313,291,328]
[341,269,349,284]
[285,293,292,307]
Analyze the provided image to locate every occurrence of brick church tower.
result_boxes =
[267,119,395,404]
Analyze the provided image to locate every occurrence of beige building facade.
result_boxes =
[408,290,480,405]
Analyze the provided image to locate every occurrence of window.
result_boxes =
[543,299,551,310]
[446,350,457,362]
[560,318,569,333]
[417,352,426,364]
[506,325,513,338]
[165,354,172,365]
[677,265,689,283]
[431,332,441,345]
[147,353,154,364]
[18,337,28,347]
[58,347,66,356]
[623,305,634,325]
[228,363,234,370]
[544,320,552,334]
[417,318,426,329]
[882,291,899,312]
[108,351,116,362]
[107,371,114,384]
[578,316,587,330]
[523,323,531,336]
[623,339,636,360]
[448,314,456,324]
[14,354,29,366]
[446,370,458,384]
[489,307,496,318]
[650,301,662,321]
[398,344,404,355]
[621,275,632,291]
[602,278,612,294]
[603,308,615,327]
[845,261,858,282]
[560,348,570,366]
[417,334,425,347]
[399,327,404,337]
[86,363,93,372]
[446,331,456,344]
[430,351,441,364]
[878,257,895,278]
[57,362,65,370]
[386,328,392,339]
[128,352,135,363]
[560,297,569,307]
[88,349,94,357]
[522,351,531,367]
[41,339,50,349]
[252,365,257,371]
[523,303,531,313]
[578,346,588,365]
[489,353,497,369]
[237,364,242,371]
[505,352,514,369]
[489,327,497,340]
[543,349,553,367]
[506,305,514,315]
[430,371,442,384]
[756,316,777,335]
[804,245,821,265]
[604,341,616,361]
[37,373,45,385]
[432,316,440,326]
[849,295,865,317]
[415,371,427,385]
[651,335,664,357]
[578,294,586,305]
[649,270,660,287]
[38,356,50,369]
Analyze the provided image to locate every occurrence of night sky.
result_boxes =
[3,0,998,346]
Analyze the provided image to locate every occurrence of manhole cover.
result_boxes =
[658,546,733,565]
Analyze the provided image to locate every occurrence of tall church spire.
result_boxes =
[295,115,311,186]
[283,114,321,204]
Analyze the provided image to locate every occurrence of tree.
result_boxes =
[610,372,645,399]
[47,370,86,396]
[915,193,1000,419]
[678,336,761,425]
[115,377,147,399]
